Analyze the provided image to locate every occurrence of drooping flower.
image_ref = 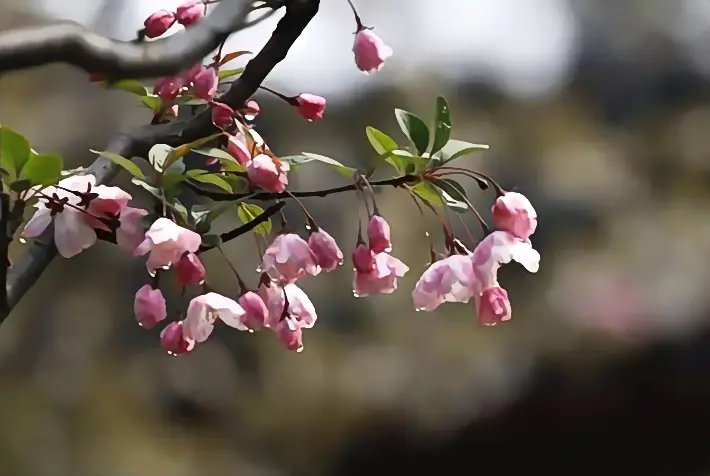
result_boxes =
[261,233,320,283]
[190,65,218,101]
[491,192,537,241]
[308,228,343,272]
[154,76,184,101]
[293,93,326,121]
[272,318,304,352]
[367,214,392,253]
[238,291,269,331]
[353,252,409,297]
[211,102,235,130]
[133,284,167,329]
[160,321,194,356]
[412,254,477,311]
[182,292,247,343]
[133,218,201,273]
[260,281,317,330]
[115,207,148,255]
[470,230,539,292]
[176,0,205,26]
[353,28,393,74]
[246,154,289,193]
[174,252,206,286]
[477,286,512,326]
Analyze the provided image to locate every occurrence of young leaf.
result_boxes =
[149,144,174,172]
[438,140,489,164]
[0,126,31,180]
[192,147,245,171]
[192,201,236,231]
[218,68,245,80]
[131,178,162,199]
[411,181,444,206]
[90,150,146,179]
[430,96,452,154]
[19,153,63,186]
[108,79,148,96]
[380,149,430,175]
[218,50,252,66]
[163,133,222,170]
[365,126,398,155]
[300,152,356,177]
[394,109,430,155]
[237,202,272,237]
[187,170,233,192]
[139,95,162,111]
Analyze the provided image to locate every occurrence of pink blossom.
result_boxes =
[470,231,540,292]
[246,154,290,193]
[23,174,99,258]
[294,94,326,121]
[133,218,202,273]
[85,184,132,230]
[154,76,184,101]
[353,252,409,297]
[367,214,392,253]
[182,292,247,343]
[272,319,304,352]
[160,321,194,356]
[115,207,148,255]
[238,291,269,331]
[133,284,167,329]
[182,62,205,83]
[227,133,252,166]
[174,252,206,286]
[491,192,537,240]
[176,0,205,26]
[261,233,320,283]
[211,102,234,130]
[353,28,393,74]
[477,286,512,326]
[190,66,218,101]
[144,10,176,38]
[243,100,260,121]
[261,282,317,329]
[308,229,343,272]
[352,243,376,272]
[412,254,477,311]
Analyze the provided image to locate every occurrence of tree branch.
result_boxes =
[0,0,256,78]
[1,0,320,323]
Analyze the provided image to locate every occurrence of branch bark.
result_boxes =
[1,0,320,323]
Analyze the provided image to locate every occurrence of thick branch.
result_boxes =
[0,0,254,78]
[1,0,320,322]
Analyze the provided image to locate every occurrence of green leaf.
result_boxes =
[192,201,236,233]
[237,202,272,237]
[218,68,245,80]
[280,153,356,177]
[411,181,443,206]
[428,177,468,212]
[381,149,430,175]
[91,150,146,179]
[394,109,430,155]
[163,133,222,170]
[430,96,452,154]
[365,126,398,155]
[10,179,31,192]
[0,126,31,180]
[192,147,246,171]
[438,140,489,164]
[131,178,162,199]
[108,79,148,96]
[19,153,63,186]
[187,170,233,192]
[139,95,162,111]
[149,144,174,172]
[162,159,186,193]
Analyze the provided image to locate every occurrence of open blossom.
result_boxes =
[115,207,148,255]
[412,254,477,311]
[471,231,539,292]
[160,321,194,355]
[23,175,98,258]
[491,192,537,241]
[133,218,201,273]
[272,319,304,352]
[176,0,205,26]
[85,184,132,229]
[190,66,218,100]
[243,100,260,121]
[134,285,167,329]
[247,154,289,193]
[175,252,206,286]
[477,286,512,326]
[353,28,393,74]
[182,292,247,343]
[261,233,320,283]
[353,252,409,297]
[144,10,176,38]
[260,282,317,330]
[308,229,343,272]
[294,94,326,121]
[239,292,269,331]
[154,76,183,101]
[211,102,234,130]
[367,214,392,253]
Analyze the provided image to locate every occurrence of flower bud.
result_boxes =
[176,0,206,26]
[243,100,260,121]
[477,286,512,327]
[144,10,176,38]
[308,229,343,272]
[191,66,218,101]
[238,291,269,330]
[134,284,167,329]
[160,321,194,355]
[153,76,183,101]
[294,93,326,122]
[367,214,392,253]
[353,28,393,74]
[211,102,235,130]
[175,252,206,286]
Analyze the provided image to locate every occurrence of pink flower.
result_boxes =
[261,282,317,329]
[352,243,376,272]
[211,102,234,130]
[477,286,512,326]
[491,192,537,240]
[308,229,343,272]
[176,0,205,26]
[243,100,260,121]
[246,154,290,193]
[174,252,206,286]
[367,214,392,253]
[85,184,132,229]
[115,207,148,255]
[412,254,477,311]
[144,10,176,38]
[294,93,326,121]
[273,319,304,353]
[470,231,540,292]
[154,76,184,101]
[353,28,393,74]
[133,218,202,273]
[182,292,247,343]
[353,252,409,297]
[182,62,205,83]
[227,134,251,166]
[190,66,218,101]
[133,284,167,329]
[261,233,320,283]
[23,174,99,258]
[238,291,269,331]
[160,321,194,356]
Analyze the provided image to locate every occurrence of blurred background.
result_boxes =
[2,0,710,474]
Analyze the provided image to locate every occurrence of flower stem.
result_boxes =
[217,245,247,293]
[345,0,364,30]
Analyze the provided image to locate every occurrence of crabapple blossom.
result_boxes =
[308,228,344,272]
[367,214,392,253]
[174,252,206,286]
[352,243,376,272]
[211,102,235,130]
[243,100,260,121]
[176,0,205,26]
[353,28,393,74]
[353,252,409,297]
[115,207,148,255]
[412,254,477,311]
[226,134,251,166]
[246,154,290,193]
[238,292,269,331]
[190,65,218,100]
[133,218,202,273]
[133,285,167,329]
[160,321,194,355]
[491,192,537,241]
[477,286,512,326]
[182,292,247,343]
[294,94,326,121]
[261,233,320,283]
[260,281,317,330]
[470,230,540,292]
[272,319,304,352]
[144,10,175,38]
[154,76,183,101]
